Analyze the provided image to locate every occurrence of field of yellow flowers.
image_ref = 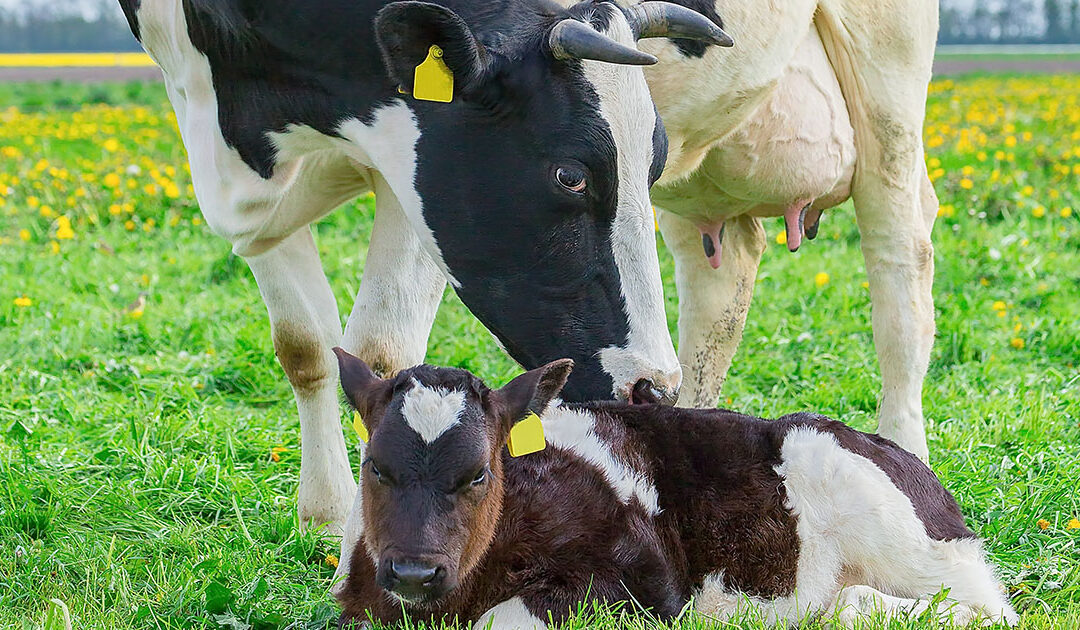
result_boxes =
[1,76,1078,629]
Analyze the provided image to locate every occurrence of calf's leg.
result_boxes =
[658,210,766,408]
[246,229,355,535]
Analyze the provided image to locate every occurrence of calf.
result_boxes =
[332,349,1018,629]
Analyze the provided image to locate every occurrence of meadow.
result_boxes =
[1,75,1078,629]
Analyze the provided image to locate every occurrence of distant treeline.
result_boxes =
[1,1,1079,53]
[941,0,1080,45]
[0,5,140,53]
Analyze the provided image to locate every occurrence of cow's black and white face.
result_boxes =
[372,1,689,403]
[157,0,730,405]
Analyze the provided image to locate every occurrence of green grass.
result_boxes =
[1,79,1078,629]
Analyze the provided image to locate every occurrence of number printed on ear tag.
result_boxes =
[413,44,454,103]
[508,413,545,458]
[352,411,369,444]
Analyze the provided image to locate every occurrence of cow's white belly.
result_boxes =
[651,28,854,228]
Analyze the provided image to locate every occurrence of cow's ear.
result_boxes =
[333,348,392,428]
[374,1,490,94]
[489,360,574,432]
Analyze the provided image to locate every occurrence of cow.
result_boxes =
[331,348,1018,629]
[117,0,733,534]
[626,0,942,462]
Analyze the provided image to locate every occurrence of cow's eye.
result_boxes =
[555,166,587,194]
[471,468,487,486]
[370,462,385,484]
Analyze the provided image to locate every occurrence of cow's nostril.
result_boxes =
[630,379,679,406]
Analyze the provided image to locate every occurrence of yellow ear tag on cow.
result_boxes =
[508,412,545,458]
[413,45,454,103]
[352,411,369,444]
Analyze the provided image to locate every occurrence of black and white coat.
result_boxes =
[118,0,731,534]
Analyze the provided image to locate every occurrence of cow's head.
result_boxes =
[334,348,573,607]
[372,1,731,404]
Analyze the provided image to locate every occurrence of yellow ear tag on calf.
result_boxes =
[508,413,545,458]
[352,411,369,444]
[413,45,454,103]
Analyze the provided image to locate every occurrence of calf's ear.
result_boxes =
[490,359,574,431]
[374,1,490,94]
[333,348,392,429]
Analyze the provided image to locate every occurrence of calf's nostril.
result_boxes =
[389,560,440,592]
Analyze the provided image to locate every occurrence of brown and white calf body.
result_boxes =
[331,352,1016,629]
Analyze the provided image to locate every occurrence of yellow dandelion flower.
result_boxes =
[1037,519,1051,530]
[103,173,121,189]
[1032,206,1046,218]
[1014,322,1023,333]
[1010,337,1025,349]
[55,216,75,240]
[992,301,1007,311]
[1062,207,1073,219]
[271,451,281,462]
[192,217,203,226]
[959,178,974,190]
[109,204,123,216]
[49,241,60,254]
[27,196,40,208]
[325,554,339,569]
[979,278,990,287]
[776,231,787,245]
[19,229,31,242]
[1067,519,1080,530]
[103,138,120,152]
[815,272,830,288]
[13,296,32,308]
[124,220,136,231]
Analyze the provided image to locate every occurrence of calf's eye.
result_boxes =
[471,468,487,486]
[555,166,587,194]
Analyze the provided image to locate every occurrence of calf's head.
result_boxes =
[335,348,572,607]
[374,0,732,404]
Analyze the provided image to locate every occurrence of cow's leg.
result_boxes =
[658,210,766,408]
[816,1,938,460]
[342,174,446,375]
[246,229,355,535]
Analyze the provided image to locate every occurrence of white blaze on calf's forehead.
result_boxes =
[579,8,681,396]
[401,378,466,443]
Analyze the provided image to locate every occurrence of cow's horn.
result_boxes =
[549,18,658,65]
[626,2,734,47]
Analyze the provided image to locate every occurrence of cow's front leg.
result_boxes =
[246,229,355,535]
[342,174,446,375]
[658,210,766,408]
[818,0,938,461]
